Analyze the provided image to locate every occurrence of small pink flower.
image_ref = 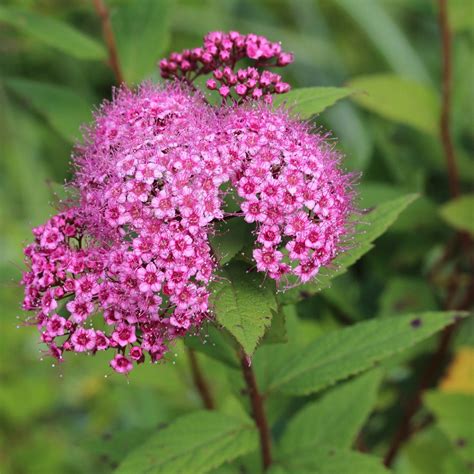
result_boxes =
[71,328,96,352]
[112,323,137,347]
[110,354,133,374]
[137,262,163,293]
[46,314,67,337]
[95,330,109,350]
[66,299,94,323]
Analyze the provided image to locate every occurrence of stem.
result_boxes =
[438,0,460,198]
[187,347,215,410]
[239,351,272,470]
[384,6,472,464]
[92,0,125,85]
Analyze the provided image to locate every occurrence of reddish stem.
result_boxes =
[384,4,469,464]
[438,0,459,198]
[187,347,215,410]
[92,0,125,85]
[239,352,272,470]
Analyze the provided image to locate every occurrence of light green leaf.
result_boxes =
[211,261,277,355]
[112,0,170,83]
[448,0,474,33]
[273,87,354,118]
[439,194,474,235]
[396,426,470,474]
[0,6,106,60]
[115,411,258,474]
[424,391,474,462]
[348,74,440,135]
[271,447,389,474]
[282,194,418,304]
[6,78,92,142]
[266,311,467,396]
[280,370,382,455]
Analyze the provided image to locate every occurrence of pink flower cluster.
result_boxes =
[21,34,354,374]
[160,31,293,102]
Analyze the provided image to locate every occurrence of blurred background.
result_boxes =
[0,1,473,473]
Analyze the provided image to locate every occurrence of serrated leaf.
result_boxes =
[439,194,474,235]
[112,0,170,83]
[280,370,382,455]
[0,6,106,60]
[116,411,258,474]
[266,311,467,396]
[211,261,277,355]
[273,87,353,118]
[6,78,92,142]
[282,194,417,304]
[271,447,389,474]
[424,391,474,462]
[348,74,440,135]
[184,324,239,369]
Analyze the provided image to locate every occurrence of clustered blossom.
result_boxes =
[21,32,354,374]
[160,31,293,102]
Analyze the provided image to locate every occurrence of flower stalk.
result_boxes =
[239,351,272,470]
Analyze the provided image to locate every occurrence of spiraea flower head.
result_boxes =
[20,33,354,374]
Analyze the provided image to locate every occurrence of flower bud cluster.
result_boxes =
[160,31,293,102]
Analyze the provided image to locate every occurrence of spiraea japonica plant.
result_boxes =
[16,17,471,474]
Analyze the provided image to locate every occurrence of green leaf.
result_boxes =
[112,0,170,83]
[266,311,467,396]
[448,0,474,33]
[0,6,106,60]
[184,324,239,369]
[397,426,470,474]
[262,306,288,345]
[211,261,277,355]
[347,74,440,135]
[424,391,474,462]
[271,448,389,474]
[210,218,253,265]
[333,0,430,83]
[282,194,418,304]
[6,78,92,142]
[439,194,474,235]
[273,87,354,118]
[115,411,258,474]
[280,370,382,455]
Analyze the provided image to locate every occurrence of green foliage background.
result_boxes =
[0,1,473,473]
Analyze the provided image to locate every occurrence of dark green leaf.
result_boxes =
[184,324,239,369]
